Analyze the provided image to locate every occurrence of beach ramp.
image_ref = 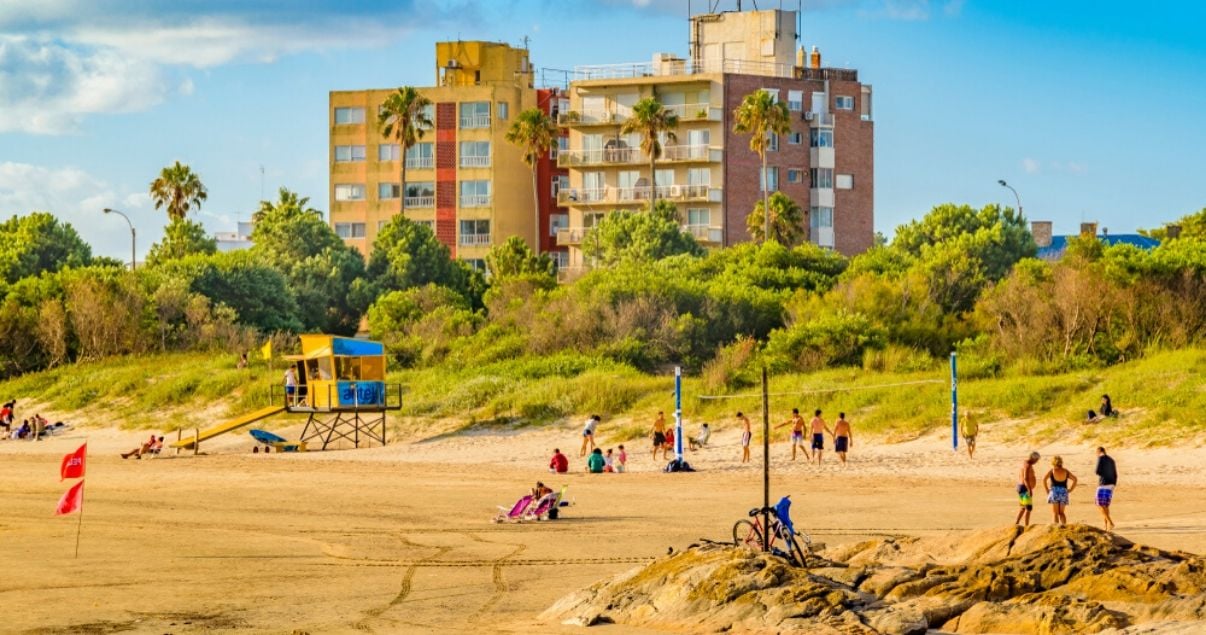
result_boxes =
[170,405,286,450]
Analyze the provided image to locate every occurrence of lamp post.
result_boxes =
[102,208,136,271]
[997,179,1022,216]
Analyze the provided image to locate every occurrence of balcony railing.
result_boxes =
[404,196,434,208]
[556,147,642,167]
[803,111,835,126]
[558,185,719,206]
[557,188,609,206]
[663,103,721,122]
[557,109,624,126]
[460,195,491,207]
[459,115,491,129]
[683,225,723,243]
[556,227,590,246]
[405,156,434,169]
[572,57,794,81]
[661,144,713,161]
[459,234,491,247]
[460,156,490,168]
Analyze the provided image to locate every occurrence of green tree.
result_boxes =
[146,218,217,265]
[892,203,1035,281]
[378,86,433,216]
[486,236,555,280]
[366,215,470,297]
[149,161,207,221]
[0,212,93,284]
[1139,207,1206,242]
[582,202,702,266]
[505,108,558,253]
[732,90,790,242]
[620,97,678,209]
[157,251,302,332]
[746,191,806,245]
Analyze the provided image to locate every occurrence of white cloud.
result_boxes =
[1022,157,1041,174]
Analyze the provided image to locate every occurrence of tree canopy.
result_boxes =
[0,212,93,284]
[746,192,806,246]
[581,202,703,266]
[150,161,207,221]
[146,218,217,266]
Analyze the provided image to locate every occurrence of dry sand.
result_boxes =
[2,420,1205,634]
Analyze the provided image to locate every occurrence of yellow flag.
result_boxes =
[260,340,272,360]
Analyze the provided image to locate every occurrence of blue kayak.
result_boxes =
[249,429,286,444]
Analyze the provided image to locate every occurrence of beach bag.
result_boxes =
[664,458,695,473]
[547,507,559,520]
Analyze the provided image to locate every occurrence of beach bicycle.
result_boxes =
[732,499,811,567]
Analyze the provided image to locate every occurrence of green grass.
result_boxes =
[1,348,1201,446]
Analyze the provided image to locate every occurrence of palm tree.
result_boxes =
[732,90,790,242]
[620,97,678,210]
[254,187,321,222]
[747,191,805,245]
[149,161,207,221]
[378,87,433,216]
[505,108,558,254]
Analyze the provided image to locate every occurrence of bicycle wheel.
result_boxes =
[732,520,762,548]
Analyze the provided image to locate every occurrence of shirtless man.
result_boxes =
[1015,451,1041,526]
[738,411,752,463]
[651,411,667,461]
[776,408,808,461]
[833,412,853,465]
[810,409,833,465]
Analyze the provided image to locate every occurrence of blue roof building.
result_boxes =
[1031,221,1160,261]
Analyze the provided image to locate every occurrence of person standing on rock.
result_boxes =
[1094,447,1118,531]
[833,413,853,465]
[738,411,752,463]
[1015,451,1040,526]
[1042,455,1078,526]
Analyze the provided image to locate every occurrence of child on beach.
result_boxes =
[604,449,615,473]
[616,445,627,473]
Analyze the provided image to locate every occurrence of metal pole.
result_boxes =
[761,366,770,552]
[103,208,136,270]
[998,180,1022,217]
[74,481,85,558]
[674,367,683,462]
[950,352,958,452]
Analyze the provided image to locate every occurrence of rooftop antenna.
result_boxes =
[522,35,530,50]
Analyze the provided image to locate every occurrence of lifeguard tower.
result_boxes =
[285,335,401,450]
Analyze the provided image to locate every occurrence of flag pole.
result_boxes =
[74,481,85,558]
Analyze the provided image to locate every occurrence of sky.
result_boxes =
[1,0,1204,261]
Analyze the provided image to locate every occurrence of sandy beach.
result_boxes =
[3,419,1205,634]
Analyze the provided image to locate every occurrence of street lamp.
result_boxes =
[103,208,136,271]
[997,179,1022,215]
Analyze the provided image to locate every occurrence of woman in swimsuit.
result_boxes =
[1043,455,1078,526]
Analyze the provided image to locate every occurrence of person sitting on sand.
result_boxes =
[587,448,606,473]
[810,410,833,465]
[1015,451,1040,526]
[1088,394,1118,423]
[16,419,30,440]
[532,481,553,499]
[833,413,853,465]
[604,448,615,472]
[1043,455,1078,527]
[689,423,710,450]
[962,411,979,459]
[549,448,569,474]
[121,434,161,460]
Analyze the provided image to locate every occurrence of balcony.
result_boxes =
[556,227,590,246]
[460,156,490,168]
[572,57,794,81]
[459,114,491,129]
[404,196,434,208]
[661,144,714,162]
[557,108,625,127]
[663,103,722,122]
[557,188,611,206]
[558,185,720,206]
[683,225,723,244]
[460,195,491,208]
[405,157,434,169]
[556,147,642,168]
[459,234,491,247]
[803,111,835,127]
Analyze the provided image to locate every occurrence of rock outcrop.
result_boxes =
[542,525,1206,634]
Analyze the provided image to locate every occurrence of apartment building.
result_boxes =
[556,8,874,274]
[329,41,566,267]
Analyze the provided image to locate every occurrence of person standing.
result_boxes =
[1094,447,1118,531]
[616,445,628,473]
[283,366,298,406]
[651,411,667,461]
[809,410,833,465]
[776,408,808,461]
[738,411,752,463]
[1015,451,1040,526]
[833,413,853,465]
[1043,455,1078,526]
[962,411,979,459]
[580,414,600,457]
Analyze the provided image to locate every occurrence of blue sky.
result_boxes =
[1,0,1204,260]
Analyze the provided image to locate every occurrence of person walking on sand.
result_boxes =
[1094,447,1118,531]
[580,414,600,457]
[651,411,667,461]
[1043,455,1078,526]
[738,411,752,463]
[1015,451,1040,526]
[833,413,853,465]
[776,408,809,461]
[809,410,833,465]
[962,411,979,459]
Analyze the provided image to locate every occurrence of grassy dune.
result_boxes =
[1,348,1201,446]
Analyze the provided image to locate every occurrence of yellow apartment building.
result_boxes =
[329,41,538,266]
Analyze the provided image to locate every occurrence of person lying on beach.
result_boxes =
[531,481,553,499]
[121,434,163,459]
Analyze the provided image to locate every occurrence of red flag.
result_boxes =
[55,480,85,516]
[60,443,87,481]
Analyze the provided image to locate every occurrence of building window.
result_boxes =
[550,250,569,269]
[766,132,778,152]
[379,144,402,162]
[550,213,569,236]
[497,101,509,120]
[420,103,435,129]
[464,258,487,271]
[786,169,803,184]
[787,90,803,111]
[459,219,491,246]
[334,184,365,201]
[810,168,833,189]
[761,88,779,103]
[686,208,710,227]
[459,141,491,167]
[334,107,365,124]
[460,102,490,128]
[810,206,834,228]
[334,222,366,238]
[459,180,491,207]
[760,167,779,192]
[687,167,710,186]
[788,132,803,145]
[377,220,387,232]
[334,145,365,163]
[378,183,401,200]
[405,143,434,169]
[835,96,854,110]
[836,174,854,190]
[810,129,834,148]
[405,181,435,207]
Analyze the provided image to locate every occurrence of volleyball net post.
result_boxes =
[950,352,958,452]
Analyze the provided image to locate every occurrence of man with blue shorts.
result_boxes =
[809,409,833,465]
[1095,447,1118,531]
